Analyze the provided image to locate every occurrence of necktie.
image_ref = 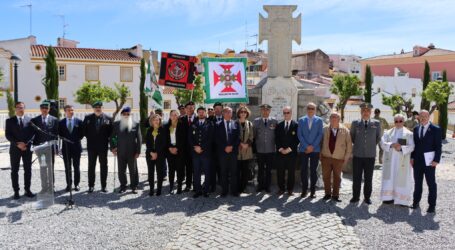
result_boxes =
[364,120,368,129]
[264,119,267,127]
[199,120,203,126]
[19,118,24,129]
[68,119,73,133]
[285,121,289,132]
[420,126,424,139]
[308,118,312,130]
[188,117,192,126]
[96,117,101,131]
[226,120,231,141]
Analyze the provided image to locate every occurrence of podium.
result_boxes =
[31,140,57,209]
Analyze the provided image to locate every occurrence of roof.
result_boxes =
[363,48,455,61]
[162,86,176,95]
[292,49,327,57]
[31,45,141,62]
[448,101,455,110]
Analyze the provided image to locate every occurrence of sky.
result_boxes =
[1,0,455,59]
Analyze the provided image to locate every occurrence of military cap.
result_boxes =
[360,102,373,109]
[178,104,185,110]
[213,102,223,108]
[185,101,195,107]
[92,101,103,108]
[40,101,50,108]
[197,106,206,111]
[260,104,272,110]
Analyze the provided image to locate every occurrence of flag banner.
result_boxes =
[203,57,248,104]
[159,52,197,89]
[144,56,153,97]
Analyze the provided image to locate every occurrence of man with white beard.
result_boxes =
[111,107,142,194]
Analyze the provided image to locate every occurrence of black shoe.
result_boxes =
[65,186,71,192]
[364,198,372,205]
[220,192,228,197]
[288,191,293,196]
[383,200,394,205]
[176,188,182,195]
[88,187,94,193]
[265,188,271,193]
[210,186,216,193]
[411,203,420,209]
[13,192,20,200]
[132,189,137,194]
[277,190,285,196]
[184,187,191,192]
[149,191,154,196]
[119,188,127,194]
[323,194,331,200]
[301,191,308,198]
[256,187,262,193]
[350,197,360,203]
[427,206,435,213]
[310,192,316,199]
[101,188,107,193]
[193,192,202,198]
[74,186,80,192]
[156,190,162,196]
[332,196,342,202]
[203,193,209,198]
[25,191,36,198]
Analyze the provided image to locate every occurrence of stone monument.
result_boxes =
[248,5,330,121]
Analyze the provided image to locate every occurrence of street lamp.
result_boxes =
[10,54,22,103]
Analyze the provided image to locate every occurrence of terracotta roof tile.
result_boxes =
[31,45,141,62]
[162,86,176,94]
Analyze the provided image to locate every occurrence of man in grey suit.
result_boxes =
[253,104,278,193]
[111,107,142,194]
[350,103,381,204]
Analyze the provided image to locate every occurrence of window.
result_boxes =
[163,100,171,110]
[120,67,133,82]
[432,71,441,81]
[341,58,345,61]
[58,65,66,81]
[126,98,133,109]
[412,88,417,97]
[85,65,99,81]
[59,98,67,109]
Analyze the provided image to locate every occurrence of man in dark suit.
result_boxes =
[179,101,196,192]
[5,102,35,199]
[110,107,141,194]
[207,102,223,192]
[59,105,84,192]
[411,110,442,213]
[189,107,214,198]
[83,101,113,193]
[31,101,59,193]
[275,106,299,196]
[216,107,240,197]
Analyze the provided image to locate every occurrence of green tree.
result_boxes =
[420,60,431,110]
[174,74,205,105]
[6,91,15,117]
[105,83,131,120]
[364,64,373,103]
[438,70,449,139]
[330,74,363,122]
[139,58,148,139]
[381,94,414,115]
[42,46,60,117]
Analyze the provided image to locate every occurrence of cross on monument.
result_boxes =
[259,5,301,77]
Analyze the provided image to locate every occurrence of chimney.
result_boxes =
[400,49,404,54]
[428,43,435,49]
[128,44,143,58]
[57,37,79,48]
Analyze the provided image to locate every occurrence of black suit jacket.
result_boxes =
[5,116,34,153]
[145,126,167,157]
[82,113,113,151]
[411,123,442,165]
[215,120,240,156]
[59,117,84,153]
[164,121,187,156]
[189,119,214,157]
[275,120,299,156]
[30,115,59,145]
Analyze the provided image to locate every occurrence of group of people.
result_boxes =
[6,99,441,213]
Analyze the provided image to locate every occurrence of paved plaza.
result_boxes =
[0,139,454,249]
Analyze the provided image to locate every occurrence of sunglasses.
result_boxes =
[394,120,403,123]
[239,111,247,114]
[307,108,315,110]
[283,112,291,114]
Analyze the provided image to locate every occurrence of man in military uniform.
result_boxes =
[83,101,113,193]
[189,107,214,198]
[253,104,278,193]
[350,103,381,204]
[374,108,390,164]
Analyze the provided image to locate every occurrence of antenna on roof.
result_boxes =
[57,14,69,44]
[20,1,32,36]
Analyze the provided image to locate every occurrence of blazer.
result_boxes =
[411,123,442,165]
[188,119,214,157]
[237,120,254,160]
[297,115,323,153]
[275,120,299,156]
[215,120,240,156]
[83,113,113,151]
[350,119,381,158]
[30,115,59,145]
[145,126,167,157]
[321,125,352,161]
[5,116,34,153]
[179,114,197,152]
[164,121,187,156]
[253,117,278,154]
[110,121,142,157]
[59,117,84,153]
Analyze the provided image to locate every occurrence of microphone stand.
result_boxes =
[30,121,75,208]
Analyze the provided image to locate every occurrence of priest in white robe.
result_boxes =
[380,114,415,206]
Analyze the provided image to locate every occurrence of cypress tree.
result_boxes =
[364,64,372,103]
[439,70,448,139]
[139,58,148,139]
[420,60,431,110]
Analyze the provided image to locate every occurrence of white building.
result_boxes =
[329,54,362,77]
[0,36,178,113]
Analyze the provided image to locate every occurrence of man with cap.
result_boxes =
[189,106,214,198]
[31,100,59,193]
[110,107,141,194]
[374,108,390,164]
[253,104,278,193]
[404,111,419,131]
[83,101,113,193]
[5,102,35,199]
[179,101,197,192]
[207,102,223,192]
[350,102,381,204]
[178,105,186,118]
